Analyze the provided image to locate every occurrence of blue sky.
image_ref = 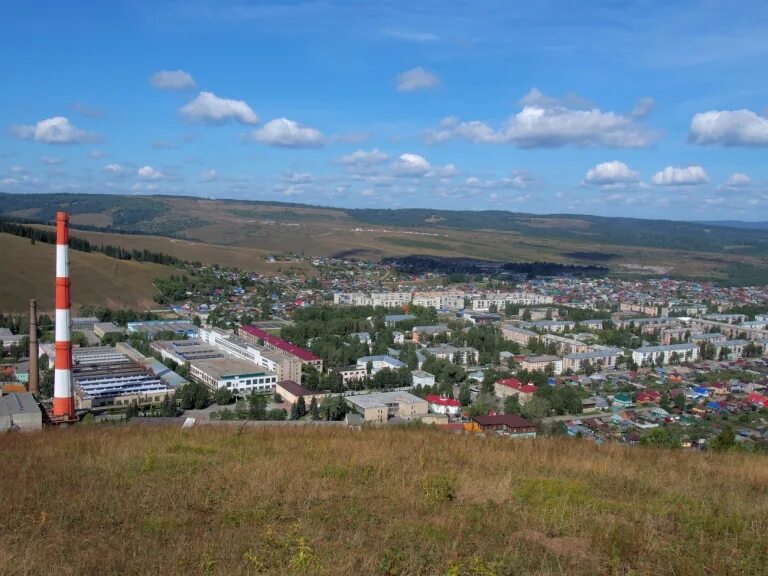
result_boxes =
[2,0,768,220]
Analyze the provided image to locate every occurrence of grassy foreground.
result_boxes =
[1,426,767,576]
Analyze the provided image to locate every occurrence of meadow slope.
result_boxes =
[0,233,176,312]
[1,425,766,576]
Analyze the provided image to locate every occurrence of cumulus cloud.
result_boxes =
[464,172,537,190]
[40,156,63,165]
[104,163,125,175]
[689,109,768,146]
[11,116,98,144]
[720,172,751,190]
[74,102,105,118]
[200,169,218,182]
[631,97,656,119]
[651,165,709,186]
[424,89,655,148]
[250,118,324,148]
[584,161,641,186]
[282,171,313,184]
[391,153,456,178]
[180,91,259,124]
[88,149,107,159]
[338,148,388,174]
[137,166,166,180]
[338,148,388,166]
[397,67,440,91]
[150,70,196,91]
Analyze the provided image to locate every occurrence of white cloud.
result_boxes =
[74,102,105,118]
[391,153,456,178]
[689,109,768,146]
[464,172,537,190]
[88,149,107,159]
[424,89,655,148]
[397,67,440,92]
[11,116,97,144]
[338,148,388,175]
[338,148,388,166]
[104,163,125,175]
[250,118,324,148]
[283,171,313,184]
[631,97,656,119]
[584,161,640,186]
[382,29,439,43]
[9,166,27,174]
[180,91,259,124]
[137,166,166,180]
[150,70,196,91]
[720,172,751,190]
[131,182,159,192]
[651,165,709,186]
[40,156,63,165]
[200,169,218,182]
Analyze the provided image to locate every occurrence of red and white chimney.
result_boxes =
[53,211,75,419]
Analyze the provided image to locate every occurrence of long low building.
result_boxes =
[501,324,539,346]
[126,320,198,340]
[345,391,428,424]
[73,347,173,411]
[275,380,329,406]
[239,325,323,371]
[562,348,622,372]
[631,343,699,366]
[0,392,42,432]
[189,357,278,395]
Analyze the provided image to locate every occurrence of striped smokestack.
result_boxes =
[52,212,74,419]
[28,299,39,394]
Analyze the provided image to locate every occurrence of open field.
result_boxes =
[3,192,768,283]
[0,233,176,312]
[1,425,766,575]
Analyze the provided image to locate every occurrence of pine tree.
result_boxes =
[296,396,307,419]
[309,397,320,420]
[290,402,300,420]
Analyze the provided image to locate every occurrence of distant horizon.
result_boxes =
[2,189,768,225]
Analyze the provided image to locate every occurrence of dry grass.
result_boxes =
[1,425,766,576]
[0,233,176,313]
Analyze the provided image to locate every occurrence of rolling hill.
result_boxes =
[1,425,766,576]
[0,232,177,312]
[2,192,767,284]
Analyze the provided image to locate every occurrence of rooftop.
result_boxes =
[346,391,424,410]
[0,392,39,417]
[190,357,274,380]
[240,325,321,361]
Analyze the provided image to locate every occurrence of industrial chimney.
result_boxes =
[52,212,74,419]
[28,299,39,395]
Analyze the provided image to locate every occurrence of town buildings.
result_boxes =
[189,357,278,395]
[345,391,428,423]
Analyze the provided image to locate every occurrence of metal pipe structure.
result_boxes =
[52,212,75,419]
[28,299,39,394]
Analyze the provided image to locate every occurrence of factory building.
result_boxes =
[239,325,323,371]
[0,392,42,432]
[189,357,278,395]
[126,320,198,340]
[152,339,224,365]
[72,347,173,411]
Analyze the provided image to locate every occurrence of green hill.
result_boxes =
[1,425,766,575]
[2,192,767,284]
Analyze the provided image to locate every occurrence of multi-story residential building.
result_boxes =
[519,355,563,375]
[631,343,699,366]
[520,320,576,334]
[691,332,727,345]
[469,292,554,311]
[702,313,748,324]
[501,324,539,347]
[620,301,666,317]
[494,378,537,404]
[412,291,465,310]
[541,334,591,355]
[356,355,406,374]
[370,292,411,308]
[578,319,608,331]
[423,344,479,365]
[412,324,451,342]
[562,348,622,373]
[713,339,749,360]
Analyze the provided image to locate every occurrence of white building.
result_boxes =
[631,343,699,366]
[189,357,278,395]
[411,370,436,387]
[356,355,406,374]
